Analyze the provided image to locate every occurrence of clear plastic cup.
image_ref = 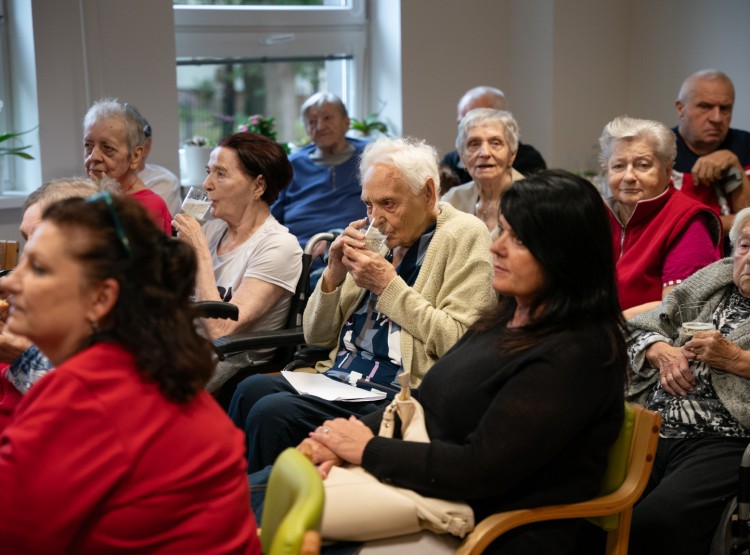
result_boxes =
[181,187,211,221]
[679,302,715,336]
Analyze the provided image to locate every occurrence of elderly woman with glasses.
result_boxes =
[600,116,722,318]
[83,98,173,234]
[440,108,525,232]
[0,193,260,554]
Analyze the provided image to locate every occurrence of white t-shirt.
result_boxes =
[203,215,303,390]
[139,163,182,216]
[203,214,302,334]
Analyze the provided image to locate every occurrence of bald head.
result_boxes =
[678,69,735,104]
[457,86,509,123]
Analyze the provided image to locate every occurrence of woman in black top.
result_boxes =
[309,170,628,554]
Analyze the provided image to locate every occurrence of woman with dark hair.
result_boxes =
[304,170,627,553]
[0,194,259,554]
[173,132,302,392]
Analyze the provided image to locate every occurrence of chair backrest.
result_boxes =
[0,240,19,270]
[284,231,338,330]
[456,402,661,555]
[588,402,636,530]
[260,448,325,555]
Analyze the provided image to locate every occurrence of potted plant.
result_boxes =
[0,128,35,195]
[182,135,213,185]
[238,114,292,154]
[349,113,388,137]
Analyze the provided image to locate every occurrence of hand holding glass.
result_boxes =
[679,302,715,336]
[181,187,211,221]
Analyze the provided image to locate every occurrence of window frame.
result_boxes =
[173,0,367,119]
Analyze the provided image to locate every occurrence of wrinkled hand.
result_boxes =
[321,219,368,290]
[322,219,396,294]
[691,150,741,186]
[172,213,205,250]
[683,330,747,375]
[297,438,344,479]
[309,416,374,468]
[0,321,32,363]
[341,244,396,295]
[646,341,694,396]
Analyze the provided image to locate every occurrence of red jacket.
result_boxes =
[0,342,260,555]
[606,186,722,311]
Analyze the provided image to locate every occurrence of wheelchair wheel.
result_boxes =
[711,496,750,555]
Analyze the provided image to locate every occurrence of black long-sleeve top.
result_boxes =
[360,324,624,521]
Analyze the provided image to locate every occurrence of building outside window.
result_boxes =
[173,0,366,149]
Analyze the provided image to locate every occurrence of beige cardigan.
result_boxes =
[303,203,497,387]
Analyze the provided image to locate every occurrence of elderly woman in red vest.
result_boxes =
[601,116,723,318]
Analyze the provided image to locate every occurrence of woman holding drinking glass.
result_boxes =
[0,194,259,554]
[626,207,750,555]
[172,132,302,394]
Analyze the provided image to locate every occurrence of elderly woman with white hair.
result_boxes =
[600,115,722,318]
[440,108,524,231]
[625,207,750,554]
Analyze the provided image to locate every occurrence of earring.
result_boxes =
[89,319,99,334]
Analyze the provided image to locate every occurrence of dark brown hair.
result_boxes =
[43,195,215,403]
[218,132,293,205]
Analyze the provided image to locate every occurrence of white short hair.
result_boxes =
[359,136,440,198]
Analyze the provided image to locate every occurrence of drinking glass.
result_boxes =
[181,187,211,221]
[362,218,388,256]
[678,302,715,336]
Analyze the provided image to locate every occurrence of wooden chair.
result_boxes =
[260,447,325,555]
[0,240,19,271]
[456,403,661,555]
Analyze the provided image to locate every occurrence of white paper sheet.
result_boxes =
[281,371,387,402]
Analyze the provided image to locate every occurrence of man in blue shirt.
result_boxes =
[272,93,369,254]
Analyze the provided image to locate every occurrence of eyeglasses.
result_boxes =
[85,191,132,258]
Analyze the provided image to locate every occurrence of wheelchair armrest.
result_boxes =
[213,327,305,357]
[194,301,239,321]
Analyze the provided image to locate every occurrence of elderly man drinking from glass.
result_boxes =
[229,136,497,473]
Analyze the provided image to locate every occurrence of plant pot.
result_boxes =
[183,145,213,185]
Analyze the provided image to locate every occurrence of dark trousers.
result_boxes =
[228,373,388,473]
[629,436,747,555]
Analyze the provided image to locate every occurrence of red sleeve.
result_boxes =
[0,372,129,554]
[662,214,721,287]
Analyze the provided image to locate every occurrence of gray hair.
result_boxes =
[300,92,348,119]
[83,98,147,156]
[730,207,750,247]
[24,177,100,213]
[360,136,440,199]
[678,69,735,103]
[456,108,520,154]
[598,116,676,169]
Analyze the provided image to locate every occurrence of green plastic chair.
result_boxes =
[457,402,661,555]
[260,448,325,555]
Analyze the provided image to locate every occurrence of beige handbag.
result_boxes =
[320,373,475,542]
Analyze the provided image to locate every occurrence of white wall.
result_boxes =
[2,0,750,239]
[369,0,750,171]
[0,0,178,241]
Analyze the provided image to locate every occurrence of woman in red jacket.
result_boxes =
[0,193,259,555]
[600,115,723,318]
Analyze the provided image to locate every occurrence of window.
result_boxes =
[0,1,41,197]
[173,0,366,148]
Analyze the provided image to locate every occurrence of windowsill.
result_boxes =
[0,193,27,209]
